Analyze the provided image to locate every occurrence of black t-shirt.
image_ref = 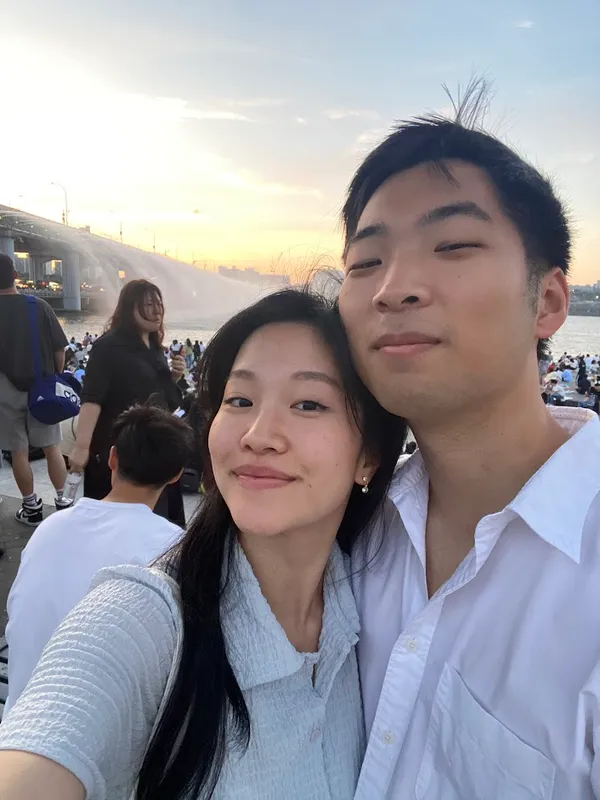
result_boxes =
[0,294,68,391]
[81,329,182,455]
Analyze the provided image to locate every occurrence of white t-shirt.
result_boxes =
[5,498,182,714]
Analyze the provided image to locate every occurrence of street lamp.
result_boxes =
[51,182,69,226]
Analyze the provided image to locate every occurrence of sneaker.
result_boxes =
[54,497,74,512]
[15,499,43,527]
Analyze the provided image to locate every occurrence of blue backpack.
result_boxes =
[25,295,81,425]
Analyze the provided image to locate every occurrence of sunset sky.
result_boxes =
[1,0,598,282]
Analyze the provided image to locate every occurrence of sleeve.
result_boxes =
[42,302,68,351]
[4,566,65,716]
[80,341,113,405]
[0,576,178,800]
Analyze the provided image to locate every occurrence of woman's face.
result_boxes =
[133,293,163,333]
[209,322,372,540]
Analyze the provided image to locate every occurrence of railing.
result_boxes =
[17,289,104,299]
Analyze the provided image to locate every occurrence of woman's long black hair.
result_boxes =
[136,288,407,800]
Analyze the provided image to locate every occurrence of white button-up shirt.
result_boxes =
[352,407,600,799]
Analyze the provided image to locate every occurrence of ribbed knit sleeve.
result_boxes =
[0,567,179,800]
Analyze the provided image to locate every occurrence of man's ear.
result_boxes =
[107,446,117,473]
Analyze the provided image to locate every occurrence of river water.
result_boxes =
[56,312,600,359]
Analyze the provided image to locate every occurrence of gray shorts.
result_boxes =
[0,372,62,452]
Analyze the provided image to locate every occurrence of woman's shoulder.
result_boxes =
[89,563,181,622]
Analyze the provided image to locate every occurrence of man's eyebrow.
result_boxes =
[346,222,388,249]
[291,370,340,389]
[417,201,492,227]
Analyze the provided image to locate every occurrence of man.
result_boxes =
[338,86,600,797]
[170,338,183,356]
[0,255,71,525]
[74,343,85,366]
[547,377,566,405]
[4,404,192,714]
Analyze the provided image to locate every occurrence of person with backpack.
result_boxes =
[0,255,73,525]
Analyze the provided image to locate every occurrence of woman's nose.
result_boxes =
[239,411,287,453]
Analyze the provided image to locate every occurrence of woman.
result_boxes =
[0,289,406,800]
[70,279,186,524]
[577,357,591,396]
[184,337,194,369]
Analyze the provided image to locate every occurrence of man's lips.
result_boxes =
[372,332,440,356]
[233,465,296,490]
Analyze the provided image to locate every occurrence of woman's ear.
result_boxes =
[353,452,378,488]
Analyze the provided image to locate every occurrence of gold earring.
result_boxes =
[361,476,370,495]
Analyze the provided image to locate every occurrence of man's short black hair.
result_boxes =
[0,254,16,290]
[111,404,194,489]
[342,80,571,361]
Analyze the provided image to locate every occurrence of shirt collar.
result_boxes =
[389,407,600,566]
[507,407,600,563]
[221,538,359,691]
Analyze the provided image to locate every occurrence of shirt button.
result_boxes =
[382,730,395,745]
[310,726,322,743]
[405,638,418,652]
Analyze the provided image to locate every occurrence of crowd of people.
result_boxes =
[540,352,600,411]
[3,89,600,799]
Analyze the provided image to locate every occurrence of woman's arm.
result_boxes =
[0,753,84,800]
[0,570,178,799]
[69,402,101,472]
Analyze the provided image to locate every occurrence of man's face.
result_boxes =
[338,161,563,421]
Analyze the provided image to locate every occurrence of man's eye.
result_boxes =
[347,258,382,272]
[435,242,482,253]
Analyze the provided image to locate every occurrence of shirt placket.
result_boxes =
[354,551,479,799]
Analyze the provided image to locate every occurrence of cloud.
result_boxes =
[351,127,388,153]
[226,98,288,109]
[181,108,253,122]
[515,20,534,28]
[551,151,597,167]
[295,117,308,125]
[325,109,380,121]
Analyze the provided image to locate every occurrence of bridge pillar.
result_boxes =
[32,256,47,282]
[0,235,15,262]
[62,251,81,311]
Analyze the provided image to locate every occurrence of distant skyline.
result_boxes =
[1,0,598,281]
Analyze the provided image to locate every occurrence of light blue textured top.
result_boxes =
[0,540,365,799]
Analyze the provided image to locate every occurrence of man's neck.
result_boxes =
[103,482,163,510]
[412,375,570,594]
[0,286,18,295]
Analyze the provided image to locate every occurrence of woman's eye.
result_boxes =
[347,258,382,272]
[223,396,252,408]
[294,400,328,412]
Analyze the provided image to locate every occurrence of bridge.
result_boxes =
[0,205,267,324]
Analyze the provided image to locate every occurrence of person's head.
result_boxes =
[186,338,192,346]
[405,441,417,455]
[338,81,571,424]
[107,405,193,497]
[173,339,178,345]
[136,289,406,800]
[550,378,558,387]
[108,279,165,346]
[0,255,16,291]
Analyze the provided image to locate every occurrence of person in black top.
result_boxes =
[70,279,187,524]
